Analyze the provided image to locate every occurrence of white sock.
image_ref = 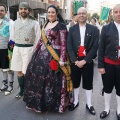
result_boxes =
[86,90,92,108]
[8,71,14,82]
[2,71,8,80]
[116,95,120,114]
[104,92,111,114]
[73,88,79,106]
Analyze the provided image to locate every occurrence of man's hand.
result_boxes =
[8,55,11,60]
[75,60,86,68]
[99,68,106,74]
[75,60,79,66]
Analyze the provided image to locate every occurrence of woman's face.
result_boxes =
[47,7,57,22]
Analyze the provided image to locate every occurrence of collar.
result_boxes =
[0,19,3,22]
[74,21,77,24]
[79,23,86,28]
[114,21,120,28]
[0,19,3,25]
[20,17,28,23]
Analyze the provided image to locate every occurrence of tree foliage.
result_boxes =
[92,13,99,20]
[87,13,92,22]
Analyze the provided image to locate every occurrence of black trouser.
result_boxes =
[71,61,94,90]
[102,63,120,96]
[0,49,9,69]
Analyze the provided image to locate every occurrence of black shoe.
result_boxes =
[86,104,96,115]
[116,112,120,120]
[100,111,110,119]
[68,102,79,111]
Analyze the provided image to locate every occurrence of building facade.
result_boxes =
[0,0,7,5]
[6,0,71,21]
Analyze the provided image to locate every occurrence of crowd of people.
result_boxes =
[0,2,120,120]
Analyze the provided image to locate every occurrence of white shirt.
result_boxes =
[114,21,120,57]
[0,19,3,24]
[9,19,14,41]
[79,24,86,46]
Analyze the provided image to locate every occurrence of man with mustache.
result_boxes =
[11,2,41,99]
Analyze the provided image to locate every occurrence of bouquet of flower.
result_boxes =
[8,40,15,52]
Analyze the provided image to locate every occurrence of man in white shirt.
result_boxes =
[11,2,41,99]
[67,7,99,114]
[98,4,120,120]
[0,4,14,95]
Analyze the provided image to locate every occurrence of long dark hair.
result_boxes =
[47,5,65,24]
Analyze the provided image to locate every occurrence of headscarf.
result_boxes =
[19,2,35,20]
[19,2,30,10]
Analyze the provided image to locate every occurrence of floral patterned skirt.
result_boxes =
[23,46,70,113]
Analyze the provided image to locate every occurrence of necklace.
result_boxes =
[49,20,57,23]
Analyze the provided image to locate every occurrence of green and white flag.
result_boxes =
[73,1,83,14]
[100,7,110,21]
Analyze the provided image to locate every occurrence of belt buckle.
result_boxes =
[25,38,29,41]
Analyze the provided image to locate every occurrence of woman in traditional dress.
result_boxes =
[23,5,73,113]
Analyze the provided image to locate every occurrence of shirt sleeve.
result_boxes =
[9,20,15,41]
[33,21,41,50]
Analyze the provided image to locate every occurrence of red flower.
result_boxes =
[49,59,59,71]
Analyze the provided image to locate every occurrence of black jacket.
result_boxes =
[98,22,119,68]
[67,23,99,63]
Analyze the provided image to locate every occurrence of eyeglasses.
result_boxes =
[77,12,86,15]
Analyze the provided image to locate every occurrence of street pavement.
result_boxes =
[0,63,118,120]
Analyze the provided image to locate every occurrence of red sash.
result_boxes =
[104,57,120,65]
[104,46,120,65]
[78,46,86,57]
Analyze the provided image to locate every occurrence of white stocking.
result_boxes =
[104,92,111,114]
[73,88,79,106]
[2,71,7,80]
[116,95,120,114]
[86,90,92,108]
[8,71,14,83]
